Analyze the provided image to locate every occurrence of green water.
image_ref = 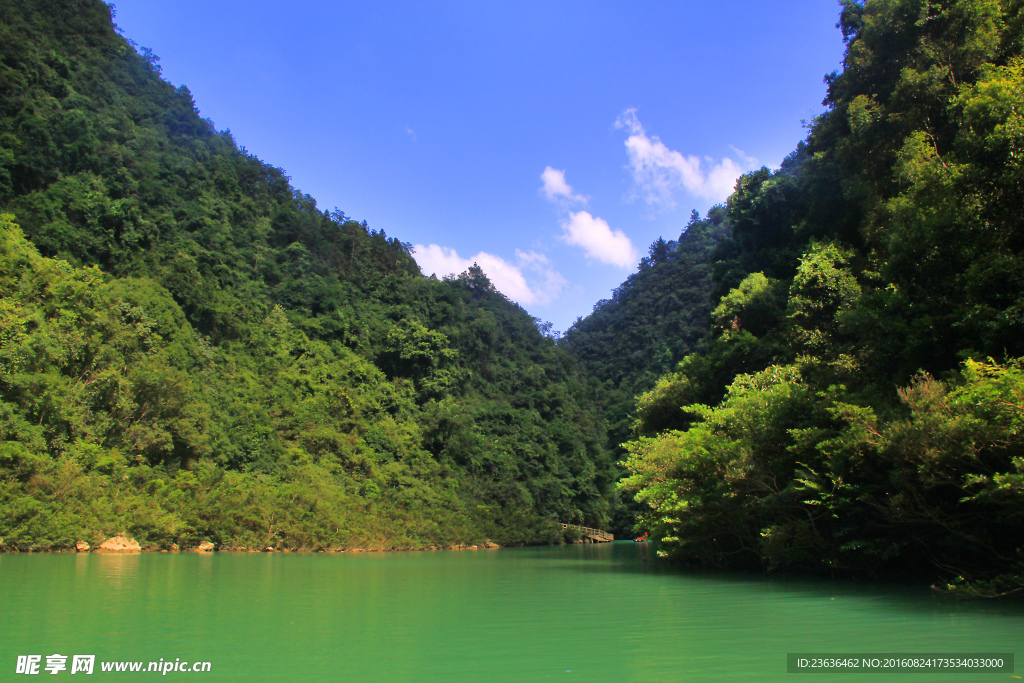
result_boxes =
[1,542,1020,682]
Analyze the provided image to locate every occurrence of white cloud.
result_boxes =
[540,166,586,205]
[412,244,566,306]
[614,108,756,208]
[515,249,569,299]
[405,126,417,142]
[728,145,759,169]
[559,211,637,268]
[539,165,634,266]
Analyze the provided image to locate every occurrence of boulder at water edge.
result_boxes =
[97,535,141,552]
[75,541,90,552]
[196,541,215,552]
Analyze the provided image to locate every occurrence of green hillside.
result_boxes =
[3,0,1022,596]
[589,0,1024,596]
[0,0,614,551]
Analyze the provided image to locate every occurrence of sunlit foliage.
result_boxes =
[0,0,613,550]
[609,0,1024,595]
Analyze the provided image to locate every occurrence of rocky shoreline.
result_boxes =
[0,535,502,554]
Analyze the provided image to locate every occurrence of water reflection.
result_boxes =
[93,552,141,597]
[555,542,1024,620]
[1,546,1021,683]
[74,551,89,578]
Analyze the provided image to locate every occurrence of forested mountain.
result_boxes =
[561,209,728,444]
[0,0,614,550]
[602,0,1024,596]
[558,210,728,534]
[4,0,1021,597]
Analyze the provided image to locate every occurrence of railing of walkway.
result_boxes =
[560,523,614,542]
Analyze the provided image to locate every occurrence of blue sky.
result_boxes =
[109,1,847,332]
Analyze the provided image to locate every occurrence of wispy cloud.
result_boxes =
[405,126,417,142]
[413,244,566,306]
[615,108,756,209]
[540,166,586,205]
[540,166,636,267]
[559,211,637,268]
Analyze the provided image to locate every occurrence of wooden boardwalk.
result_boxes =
[560,523,614,543]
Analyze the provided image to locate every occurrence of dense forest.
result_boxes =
[0,0,615,551]
[560,210,729,532]
[589,0,1024,597]
[2,0,1022,597]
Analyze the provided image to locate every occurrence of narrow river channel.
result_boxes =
[2,542,1020,681]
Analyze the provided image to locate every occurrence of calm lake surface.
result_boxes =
[2,542,1021,682]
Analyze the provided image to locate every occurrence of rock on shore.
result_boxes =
[97,535,141,552]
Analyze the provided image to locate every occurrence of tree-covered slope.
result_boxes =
[558,210,729,535]
[561,209,728,443]
[0,0,614,550]
[589,0,1024,595]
